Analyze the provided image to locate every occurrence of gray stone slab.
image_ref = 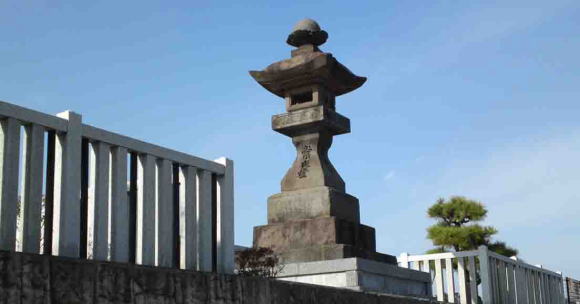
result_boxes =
[267,186,360,224]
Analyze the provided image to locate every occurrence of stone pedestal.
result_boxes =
[277,258,432,297]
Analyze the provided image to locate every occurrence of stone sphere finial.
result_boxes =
[287,18,328,47]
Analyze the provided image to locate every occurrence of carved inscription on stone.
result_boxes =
[297,144,312,178]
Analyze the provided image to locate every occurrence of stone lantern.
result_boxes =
[250,18,393,264]
[249,19,431,296]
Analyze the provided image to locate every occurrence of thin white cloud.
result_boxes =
[384,170,396,181]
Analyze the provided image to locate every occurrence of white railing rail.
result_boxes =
[0,100,234,274]
[399,246,566,304]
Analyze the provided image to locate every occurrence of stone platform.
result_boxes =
[277,257,432,297]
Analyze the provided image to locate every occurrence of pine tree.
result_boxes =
[426,196,517,257]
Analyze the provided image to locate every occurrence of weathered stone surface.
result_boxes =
[267,186,360,224]
[21,253,49,304]
[272,106,350,137]
[282,132,345,192]
[254,216,397,264]
[567,277,580,304]
[0,250,21,304]
[133,265,177,304]
[287,19,328,47]
[0,251,437,304]
[51,257,96,304]
[96,262,132,304]
[249,52,366,99]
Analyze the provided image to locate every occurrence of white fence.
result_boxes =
[0,100,234,273]
[399,246,565,304]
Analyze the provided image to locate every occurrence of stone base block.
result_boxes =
[267,187,360,224]
[277,258,432,298]
[253,216,397,264]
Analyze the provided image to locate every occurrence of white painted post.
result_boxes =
[533,271,541,303]
[137,154,156,265]
[520,268,526,303]
[399,252,409,268]
[53,111,82,257]
[540,272,548,304]
[412,260,420,271]
[156,158,174,267]
[468,256,478,304]
[478,245,493,304]
[214,157,234,274]
[110,146,129,262]
[516,265,528,304]
[0,118,21,251]
[457,257,469,304]
[446,258,456,303]
[526,269,535,304]
[557,272,565,304]
[89,141,110,260]
[425,259,432,274]
[197,169,212,272]
[498,261,508,303]
[548,275,554,304]
[20,124,45,253]
[435,258,445,301]
[179,166,197,270]
[507,263,516,303]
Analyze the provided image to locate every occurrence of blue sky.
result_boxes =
[2,0,579,278]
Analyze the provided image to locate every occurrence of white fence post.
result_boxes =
[478,245,493,304]
[435,259,445,302]
[179,166,197,270]
[157,158,174,267]
[197,169,213,272]
[0,118,21,251]
[89,141,110,260]
[457,257,469,304]
[399,252,409,268]
[20,124,45,254]
[215,157,234,274]
[446,258,456,303]
[137,153,156,265]
[53,111,82,257]
[110,146,129,262]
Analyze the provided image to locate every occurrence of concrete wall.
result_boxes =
[0,250,438,304]
[568,277,580,304]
